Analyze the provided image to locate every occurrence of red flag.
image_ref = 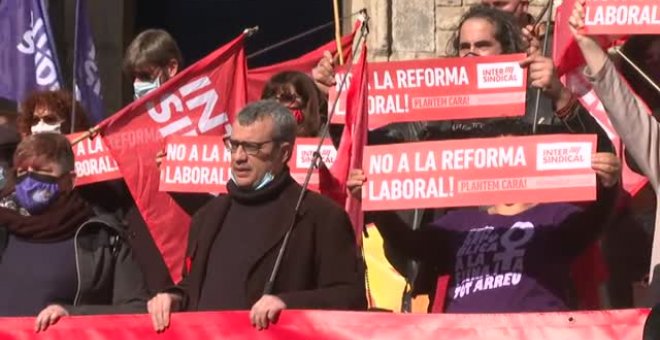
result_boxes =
[246,22,360,102]
[98,34,247,282]
[553,0,586,76]
[553,1,626,76]
[330,41,368,244]
[563,68,649,197]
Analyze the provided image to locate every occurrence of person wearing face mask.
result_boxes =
[0,133,149,331]
[123,29,182,100]
[261,71,323,138]
[147,100,366,332]
[17,90,89,137]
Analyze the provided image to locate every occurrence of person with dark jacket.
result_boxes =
[147,100,366,332]
[0,133,149,331]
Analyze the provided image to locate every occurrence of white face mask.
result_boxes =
[133,77,161,100]
[31,120,62,134]
[230,170,275,191]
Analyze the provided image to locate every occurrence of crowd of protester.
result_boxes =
[0,0,658,334]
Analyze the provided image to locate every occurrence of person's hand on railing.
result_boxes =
[147,292,182,332]
[35,304,69,333]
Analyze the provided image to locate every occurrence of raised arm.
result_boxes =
[569,0,660,189]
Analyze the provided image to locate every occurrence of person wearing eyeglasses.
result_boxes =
[261,71,323,138]
[147,100,366,332]
[17,89,89,137]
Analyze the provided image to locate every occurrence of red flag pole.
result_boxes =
[263,15,369,295]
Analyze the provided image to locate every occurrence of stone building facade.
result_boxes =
[343,0,560,61]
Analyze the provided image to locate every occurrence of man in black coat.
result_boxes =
[147,100,366,331]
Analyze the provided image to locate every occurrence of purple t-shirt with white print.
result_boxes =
[432,203,590,313]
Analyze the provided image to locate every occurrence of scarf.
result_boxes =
[0,190,94,242]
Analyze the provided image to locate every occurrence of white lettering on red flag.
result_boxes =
[100,34,247,282]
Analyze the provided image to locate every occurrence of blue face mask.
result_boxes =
[14,173,61,215]
[133,77,161,100]
[230,171,275,191]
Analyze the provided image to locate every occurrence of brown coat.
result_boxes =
[171,177,367,311]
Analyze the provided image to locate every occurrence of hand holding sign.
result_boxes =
[591,152,621,188]
[568,0,612,74]
[520,55,562,96]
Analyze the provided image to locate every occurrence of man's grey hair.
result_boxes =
[236,100,297,144]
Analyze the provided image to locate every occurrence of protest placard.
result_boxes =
[67,133,122,186]
[159,135,231,193]
[159,136,337,193]
[583,0,660,35]
[329,54,528,130]
[362,134,597,210]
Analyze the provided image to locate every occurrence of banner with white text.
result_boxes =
[329,54,528,130]
[67,133,121,186]
[583,0,660,35]
[362,134,597,211]
[160,136,336,193]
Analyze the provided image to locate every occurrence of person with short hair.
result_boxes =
[123,29,183,100]
[147,100,366,332]
[0,133,149,331]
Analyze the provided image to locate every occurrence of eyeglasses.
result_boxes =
[274,92,302,106]
[31,114,62,126]
[223,137,276,155]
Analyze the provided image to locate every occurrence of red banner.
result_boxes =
[362,134,597,211]
[246,25,357,102]
[583,0,660,35]
[67,133,121,186]
[159,136,336,193]
[0,309,648,339]
[329,54,528,130]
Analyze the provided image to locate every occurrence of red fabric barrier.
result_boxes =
[0,309,649,339]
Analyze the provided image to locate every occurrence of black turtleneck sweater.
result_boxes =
[197,171,293,311]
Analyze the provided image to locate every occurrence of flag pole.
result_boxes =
[71,0,80,133]
[531,0,554,134]
[262,15,369,296]
[247,10,365,60]
[333,0,345,65]
[615,48,660,94]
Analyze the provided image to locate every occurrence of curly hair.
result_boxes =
[448,4,526,56]
[18,90,89,136]
[261,71,322,137]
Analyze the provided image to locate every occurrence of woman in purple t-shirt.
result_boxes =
[353,119,621,313]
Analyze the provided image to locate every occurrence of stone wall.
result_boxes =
[345,0,560,61]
